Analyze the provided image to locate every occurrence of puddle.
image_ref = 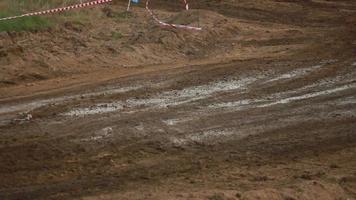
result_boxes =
[63,78,259,117]
[258,83,356,108]
[126,78,257,108]
[206,79,356,111]
[320,59,338,64]
[135,124,145,131]
[170,129,235,146]
[264,64,323,83]
[63,103,123,117]
[162,117,196,126]
[81,127,113,142]
[34,62,356,119]
[208,99,256,110]
[0,85,141,115]
[162,119,184,126]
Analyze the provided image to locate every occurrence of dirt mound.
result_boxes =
[0,7,241,87]
[1,0,353,88]
[128,9,239,58]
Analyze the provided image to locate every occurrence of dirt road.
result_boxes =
[0,0,356,199]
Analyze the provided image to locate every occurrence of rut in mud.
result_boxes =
[0,0,356,200]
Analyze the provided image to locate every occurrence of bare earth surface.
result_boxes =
[0,0,356,199]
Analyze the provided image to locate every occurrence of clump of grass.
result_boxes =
[0,13,52,32]
[0,0,89,32]
[114,11,134,19]
[111,31,123,40]
[106,10,134,22]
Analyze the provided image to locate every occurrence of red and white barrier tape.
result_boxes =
[0,0,201,31]
[183,0,189,10]
[0,0,112,21]
[145,0,202,31]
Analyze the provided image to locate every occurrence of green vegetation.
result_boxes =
[0,13,52,32]
[110,11,134,22]
[111,31,123,40]
[0,0,89,32]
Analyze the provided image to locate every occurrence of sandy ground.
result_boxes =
[0,0,356,199]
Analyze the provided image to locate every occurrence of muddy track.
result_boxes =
[144,0,356,26]
[1,56,355,199]
[0,0,356,200]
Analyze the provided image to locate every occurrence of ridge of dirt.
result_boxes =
[0,1,356,200]
[2,0,351,88]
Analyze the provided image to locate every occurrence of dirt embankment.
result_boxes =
[1,0,354,88]
[0,3,239,87]
[0,1,356,200]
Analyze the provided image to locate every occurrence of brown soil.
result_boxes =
[0,0,356,199]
